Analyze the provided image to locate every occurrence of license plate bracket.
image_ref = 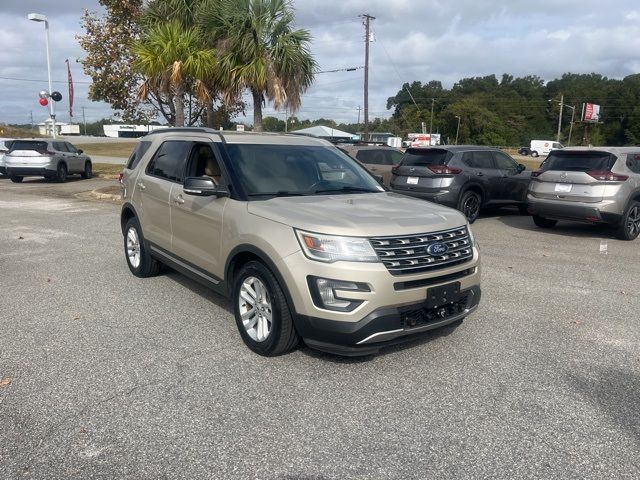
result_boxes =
[426,282,461,308]
[407,176,419,185]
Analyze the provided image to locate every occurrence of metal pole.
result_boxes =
[43,20,56,139]
[82,106,87,135]
[568,106,575,146]
[556,94,563,143]
[429,98,434,135]
[362,14,375,143]
[285,107,288,133]
[455,116,461,145]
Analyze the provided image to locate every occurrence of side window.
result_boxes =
[146,141,191,183]
[356,150,388,165]
[53,142,68,152]
[65,143,78,154]
[186,143,223,184]
[494,151,518,171]
[472,151,495,169]
[126,141,152,170]
[627,153,640,174]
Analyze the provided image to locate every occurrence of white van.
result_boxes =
[530,140,564,157]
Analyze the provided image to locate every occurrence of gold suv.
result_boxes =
[120,128,481,356]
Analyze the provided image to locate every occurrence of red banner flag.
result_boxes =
[66,59,74,118]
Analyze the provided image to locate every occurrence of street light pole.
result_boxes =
[556,94,564,143]
[454,116,461,145]
[28,13,56,139]
[567,105,576,146]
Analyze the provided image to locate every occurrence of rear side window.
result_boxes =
[355,149,394,165]
[9,140,48,154]
[126,141,153,170]
[146,140,191,183]
[401,149,452,167]
[627,153,640,174]
[542,151,616,172]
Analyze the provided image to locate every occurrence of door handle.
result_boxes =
[475,171,484,176]
[137,182,146,190]
[173,195,185,205]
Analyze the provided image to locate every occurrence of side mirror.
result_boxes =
[183,176,230,198]
[77,149,83,154]
[517,164,526,173]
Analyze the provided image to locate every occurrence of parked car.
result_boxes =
[120,128,481,356]
[530,140,563,158]
[390,146,531,223]
[5,139,92,183]
[527,147,640,240]
[0,138,14,176]
[518,146,531,156]
[336,144,404,186]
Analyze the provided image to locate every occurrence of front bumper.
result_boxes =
[527,196,622,225]
[296,285,481,356]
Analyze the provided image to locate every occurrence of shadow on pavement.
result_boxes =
[496,213,618,240]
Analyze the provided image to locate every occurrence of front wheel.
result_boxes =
[533,215,557,228]
[10,176,23,183]
[457,190,481,224]
[615,201,640,241]
[81,161,93,179]
[233,260,299,356]
[123,217,161,277]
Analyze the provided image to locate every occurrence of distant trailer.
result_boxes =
[60,124,80,135]
[103,124,169,138]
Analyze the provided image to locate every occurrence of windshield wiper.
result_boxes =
[248,191,309,197]
[313,186,380,194]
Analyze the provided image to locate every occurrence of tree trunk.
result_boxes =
[252,89,263,132]
[174,90,185,127]
[206,101,215,128]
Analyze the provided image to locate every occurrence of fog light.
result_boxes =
[308,277,370,312]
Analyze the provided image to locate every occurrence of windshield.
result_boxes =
[542,151,616,172]
[401,149,452,167]
[224,144,384,198]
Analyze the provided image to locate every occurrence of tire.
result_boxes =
[457,190,481,224]
[518,204,530,216]
[531,151,539,158]
[55,163,67,183]
[232,260,299,356]
[533,215,557,228]
[10,176,23,183]
[123,217,161,277]
[615,201,640,241]
[81,161,93,179]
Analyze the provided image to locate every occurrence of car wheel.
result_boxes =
[615,201,640,241]
[233,260,299,356]
[458,190,481,224]
[531,151,539,158]
[81,161,93,179]
[55,163,67,183]
[123,217,161,277]
[533,215,557,228]
[10,176,23,183]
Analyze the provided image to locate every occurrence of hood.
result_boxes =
[248,192,467,237]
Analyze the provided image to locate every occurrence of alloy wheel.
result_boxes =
[238,276,272,342]
[627,205,640,237]
[464,195,480,220]
[126,227,141,268]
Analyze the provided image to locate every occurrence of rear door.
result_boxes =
[392,148,454,193]
[529,151,618,203]
[136,140,191,250]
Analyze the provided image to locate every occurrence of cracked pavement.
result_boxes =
[0,177,639,479]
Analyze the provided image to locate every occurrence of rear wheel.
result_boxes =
[55,163,67,183]
[10,176,23,183]
[81,161,93,179]
[233,260,299,356]
[615,201,640,241]
[533,215,557,228]
[458,190,481,223]
[531,151,539,158]
[123,217,161,277]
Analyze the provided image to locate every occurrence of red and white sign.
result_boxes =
[583,103,601,123]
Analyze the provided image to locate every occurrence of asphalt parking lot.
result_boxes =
[1,178,638,479]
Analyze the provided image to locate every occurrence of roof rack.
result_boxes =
[144,127,219,136]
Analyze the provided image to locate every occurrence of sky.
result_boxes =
[1,0,639,127]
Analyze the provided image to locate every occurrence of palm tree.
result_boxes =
[133,21,217,127]
[199,0,317,131]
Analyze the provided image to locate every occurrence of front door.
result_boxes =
[493,151,529,202]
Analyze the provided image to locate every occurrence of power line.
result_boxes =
[0,75,92,85]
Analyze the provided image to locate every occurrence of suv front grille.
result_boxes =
[370,227,473,276]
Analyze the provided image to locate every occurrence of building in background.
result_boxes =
[103,124,169,138]
[37,119,80,136]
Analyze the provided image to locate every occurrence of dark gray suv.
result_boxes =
[391,146,531,222]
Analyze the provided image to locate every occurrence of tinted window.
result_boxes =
[65,142,78,153]
[126,141,153,170]
[9,140,48,154]
[53,142,69,152]
[626,153,640,174]
[401,149,452,167]
[355,149,395,165]
[471,151,495,169]
[494,151,518,170]
[146,141,191,182]
[542,151,616,172]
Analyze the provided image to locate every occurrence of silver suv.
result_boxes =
[527,147,640,240]
[120,128,481,356]
[5,139,92,183]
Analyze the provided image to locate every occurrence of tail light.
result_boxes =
[531,170,544,178]
[587,170,629,181]
[427,165,462,175]
[118,173,124,183]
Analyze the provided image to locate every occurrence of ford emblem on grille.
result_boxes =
[427,243,449,255]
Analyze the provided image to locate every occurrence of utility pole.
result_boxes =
[361,13,375,142]
[429,98,435,135]
[357,105,361,125]
[567,105,575,146]
[556,94,564,143]
[455,115,461,145]
[30,111,34,131]
[82,106,87,136]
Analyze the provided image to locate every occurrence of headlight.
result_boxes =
[296,229,378,263]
